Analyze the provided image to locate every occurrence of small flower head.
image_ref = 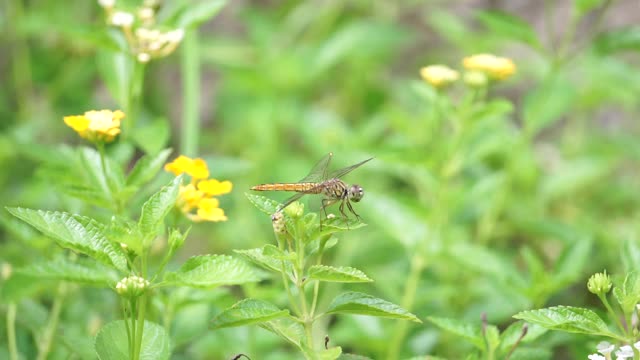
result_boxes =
[420,65,459,88]
[115,275,149,299]
[588,271,612,295]
[588,355,605,360]
[271,212,286,234]
[166,155,232,222]
[463,54,516,80]
[598,341,615,355]
[98,0,115,9]
[615,345,634,359]
[284,202,304,219]
[64,110,124,143]
[198,179,233,196]
[110,11,134,27]
[463,70,489,88]
[196,198,227,222]
[164,155,210,180]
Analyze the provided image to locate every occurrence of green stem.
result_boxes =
[121,299,134,360]
[275,230,301,315]
[309,240,327,317]
[180,29,200,156]
[386,253,425,360]
[124,59,146,139]
[599,294,627,336]
[36,283,66,360]
[133,295,147,360]
[7,302,18,360]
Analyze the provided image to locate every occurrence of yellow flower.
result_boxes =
[166,155,232,222]
[419,65,459,88]
[462,54,516,80]
[195,198,227,222]
[197,179,233,196]
[164,155,210,179]
[64,110,124,143]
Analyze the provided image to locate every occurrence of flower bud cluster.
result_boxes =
[115,275,150,299]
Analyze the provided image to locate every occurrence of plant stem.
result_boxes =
[124,59,146,139]
[180,29,200,156]
[36,283,66,360]
[275,230,301,315]
[310,238,328,317]
[599,294,627,336]
[386,253,425,360]
[7,302,18,360]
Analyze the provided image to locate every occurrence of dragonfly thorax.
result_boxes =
[348,184,364,203]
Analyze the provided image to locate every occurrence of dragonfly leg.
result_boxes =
[346,201,362,221]
[320,198,333,230]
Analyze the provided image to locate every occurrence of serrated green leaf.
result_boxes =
[427,316,484,349]
[16,258,119,286]
[258,316,306,348]
[139,176,182,240]
[309,265,372,283]
[326,292,421,323]
[234,245,294,274]
[613,272,640,314]
[94,320,170,360]
[127,148,172,187]
[245,193,281,215]
[6,208,127,271]
[499,322,548,352]
[79,147,125,202]
[210,299,289,329]
[164,255,262,288]
[513,306,617,337]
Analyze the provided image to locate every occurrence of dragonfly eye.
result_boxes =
[349,185,364,202]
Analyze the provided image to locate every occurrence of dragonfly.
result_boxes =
[251,153,373,221]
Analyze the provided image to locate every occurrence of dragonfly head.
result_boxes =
[348,184,364,202]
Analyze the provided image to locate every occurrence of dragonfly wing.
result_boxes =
[297,153,333,183]
[328,157,373,179]
[277,192,308,212]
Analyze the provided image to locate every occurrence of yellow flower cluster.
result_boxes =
[462,54,516,80]
[164,155,232,222]
[420,65,460,88]
[420,53,516,88]
[64,110,124,143]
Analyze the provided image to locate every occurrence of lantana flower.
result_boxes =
[164,155,232,222]
[463,53,516,80]
[64,110,124,143]
[419,65,459,88]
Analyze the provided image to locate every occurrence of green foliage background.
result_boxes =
[2,0,640,359]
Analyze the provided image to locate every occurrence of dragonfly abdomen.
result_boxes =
[251,182,322,193]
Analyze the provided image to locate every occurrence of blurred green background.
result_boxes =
[2,0,640,358]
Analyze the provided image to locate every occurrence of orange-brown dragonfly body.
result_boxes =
[251,153,372,219]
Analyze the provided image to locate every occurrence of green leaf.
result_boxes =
[499,322,548,352]
[622,240,640,273]
[302,345,342,360]
[595,27,640,54]
[164,255,262,288]
[513,306,616,337]
[210,299,290,329]
[427,316,484,349]
[476,10,540,47]
[96,46,132,107]
[94,320,170,360]
[234,245,294,274]
[523,76,575,136]
[553,239,592,285]
[326,292,421,323]
[79,147,125,201]
[258,316,306,348]
[245,193,281,215]
[16,258,119,286]
[165,0,227,29]
[131,119,170,155]
[126,148,172,187]
[308,265,372,283]
[139,176,182,240]
[6,208,127,271]
[613,272,640,314]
